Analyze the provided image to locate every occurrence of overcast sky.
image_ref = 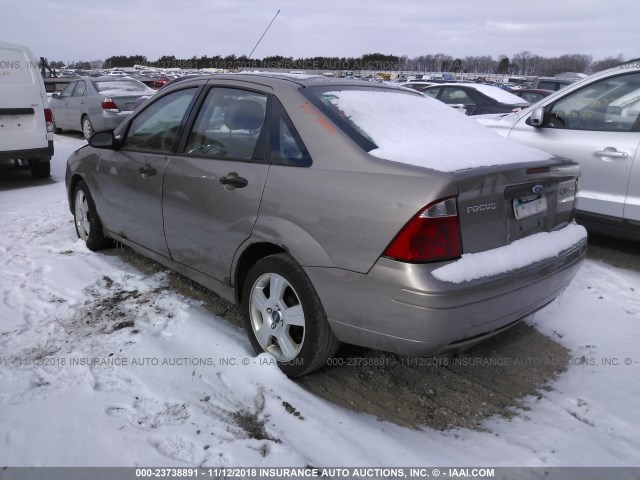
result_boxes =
[5,0,637,64]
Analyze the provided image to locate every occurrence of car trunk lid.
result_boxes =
[454,159,579,254]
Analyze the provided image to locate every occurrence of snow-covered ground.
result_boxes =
[0,135,639,468]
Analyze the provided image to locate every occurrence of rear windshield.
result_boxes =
[92,79,151,94]
[302,85,421,151]
[301,85,549,172]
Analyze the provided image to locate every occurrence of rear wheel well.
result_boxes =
[235,243,286,304]
[67,174,84,213]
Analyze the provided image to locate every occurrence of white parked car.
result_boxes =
[479,62,640,240]
[0,41,54,178]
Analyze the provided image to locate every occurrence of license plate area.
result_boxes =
[513,195,547,219]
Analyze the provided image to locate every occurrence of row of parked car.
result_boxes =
[46,76,550,142]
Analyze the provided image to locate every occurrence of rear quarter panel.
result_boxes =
[258,86,457,273]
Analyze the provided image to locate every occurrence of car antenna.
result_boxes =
[246,9,280,62]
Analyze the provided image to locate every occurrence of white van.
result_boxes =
[0,41,54,178]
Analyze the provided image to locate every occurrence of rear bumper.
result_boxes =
[0,141,54,161]
[306,234,587,356]
[91,111,131,132]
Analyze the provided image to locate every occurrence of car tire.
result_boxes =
[29,159,50,179]
[72,180,112,250]
[81,115,94,140]
[242,253,339,377]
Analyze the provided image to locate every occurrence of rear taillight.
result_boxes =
[101,98,119,112]
[44,108,54,133]
[383,197,462,263]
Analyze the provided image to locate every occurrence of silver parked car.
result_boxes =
[479,63,640,240]
[65,74,586,376]
[49,77,154,139]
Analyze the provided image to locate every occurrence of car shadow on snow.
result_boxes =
[297,325,569,431]
[0,163,56,191]
[586,233,640,272]
[107,244,572,431]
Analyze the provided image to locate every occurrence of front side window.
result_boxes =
[547,72,640,132]
[184,88,267,161]
[123,88,197,153]
[59,82,76,98]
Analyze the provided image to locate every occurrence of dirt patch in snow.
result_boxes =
[104,247,244,328]
[298,325,569,431]
[110,245,569,431]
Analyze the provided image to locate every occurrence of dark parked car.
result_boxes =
[509,88,554,104]
[65,74,586,376]
[49,77,154,139]
[421,83,529,115]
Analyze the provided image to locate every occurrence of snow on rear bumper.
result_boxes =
[432,223,587,283]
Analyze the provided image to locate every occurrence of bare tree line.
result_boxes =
[400,52,626,75]
[54,51,626,76]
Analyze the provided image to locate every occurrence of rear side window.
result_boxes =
[439,87,473,105]
[520,92,544,103]
[123,88,197,153]
[184,88,267,161]
[270,98,311,167]
[422,88,439,98]
[72,81,86,97]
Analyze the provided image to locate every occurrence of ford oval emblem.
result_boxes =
[532,184,543,194]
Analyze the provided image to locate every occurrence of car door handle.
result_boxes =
[138,164,157,176]
[219,172,248,189]
[594,148,628,159]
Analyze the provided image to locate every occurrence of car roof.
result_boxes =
[423,82,482,88]
[164,72,394,90]
[515,88,555,94]
[88,76,146,81]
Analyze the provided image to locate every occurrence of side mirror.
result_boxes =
[529,106,545,127]
[89,131,119,149]
[52,93,60,99]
